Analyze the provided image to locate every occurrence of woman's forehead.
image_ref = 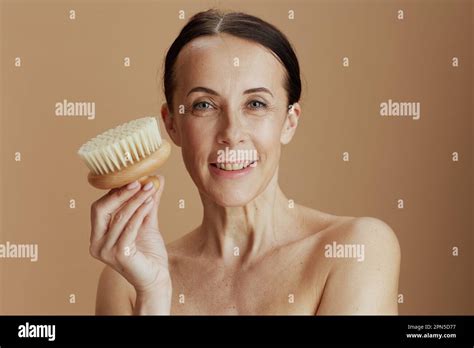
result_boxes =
[174,34,286,96]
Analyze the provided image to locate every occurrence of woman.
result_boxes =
[90,9,401,315]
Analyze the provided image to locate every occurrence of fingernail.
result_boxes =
[143,181,154,191]
[144,196,153,204]
[127,181,140,190]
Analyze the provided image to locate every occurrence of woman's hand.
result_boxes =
[89,175,171,299]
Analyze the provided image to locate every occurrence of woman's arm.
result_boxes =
[91,177,173,315]
[96,265,135,315]
[316,217,401,315]
[96,265,172,315]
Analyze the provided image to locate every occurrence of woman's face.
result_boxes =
[163,33,300,207]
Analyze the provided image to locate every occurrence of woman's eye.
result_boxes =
[192,101,213,110]
[248,100,267,109]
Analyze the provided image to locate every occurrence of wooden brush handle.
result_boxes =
[87,140,171,190]
[137,175,161,190]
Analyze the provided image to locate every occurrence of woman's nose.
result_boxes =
[216,109,247,146]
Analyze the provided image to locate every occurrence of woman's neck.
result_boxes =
[198,173,299,268]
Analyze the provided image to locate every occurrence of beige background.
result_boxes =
[0,0,472,314]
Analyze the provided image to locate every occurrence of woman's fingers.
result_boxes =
[90,181,142,241]
[89,175,165,267]
[143,175,165,228]
[116,195,156,254]
[102,182,157,250]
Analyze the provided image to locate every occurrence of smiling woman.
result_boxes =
[91,8,401,315]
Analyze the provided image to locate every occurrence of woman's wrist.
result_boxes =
[133,275,172,315]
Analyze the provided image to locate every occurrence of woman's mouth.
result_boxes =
[211,160,257,171]
[209,160,258,178]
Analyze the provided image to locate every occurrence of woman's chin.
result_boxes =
[209,190,258,207]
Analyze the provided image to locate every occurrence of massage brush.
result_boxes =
[77,117,171,190]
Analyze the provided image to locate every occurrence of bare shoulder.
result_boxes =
[295,206,401,314]
[314,215,401,314]
[95,265,135,315]
[324,215,402,281]
[297,204,400,249]
[324,215,401,256]
[297,203,400,256]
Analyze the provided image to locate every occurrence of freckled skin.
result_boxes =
[97,34,401,315]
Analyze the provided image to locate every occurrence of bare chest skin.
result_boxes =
[167,220,337,315]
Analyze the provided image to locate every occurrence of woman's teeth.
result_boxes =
[215,161,254,171]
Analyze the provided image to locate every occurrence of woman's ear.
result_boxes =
[161,102,182,147]
[280,102,301,145]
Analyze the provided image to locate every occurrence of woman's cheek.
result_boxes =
[180,121,207,154]
[252,123,282,156]
[181,123,215,177]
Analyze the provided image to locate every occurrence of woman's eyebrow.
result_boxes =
[187,86,219,96]
[186,86,274,98]
[243,87,274,98]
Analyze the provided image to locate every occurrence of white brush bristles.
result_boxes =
[78,117,163,175]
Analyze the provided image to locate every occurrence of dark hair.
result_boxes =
[163,9,301,113]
